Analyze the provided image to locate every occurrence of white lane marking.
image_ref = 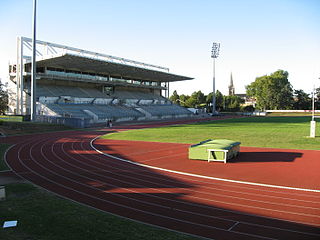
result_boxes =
[228,222,239,231]
[91,136,320,193]
[6,134,320,238]
[16,137,274,240]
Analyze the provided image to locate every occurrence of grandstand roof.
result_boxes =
[33,53,193,82]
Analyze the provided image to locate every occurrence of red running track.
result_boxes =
[3,127,320,240]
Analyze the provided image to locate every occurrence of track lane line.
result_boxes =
[3,130,318,239]
[32,136,277,240]
[82,137,320,234]
[91,136,320,193]
[68,137,320,237]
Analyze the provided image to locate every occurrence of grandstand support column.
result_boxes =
[19,37,24,114]
[167,82,170,98]
[18,37,24,115]
[31,0,37,121]
[16,37,21,115]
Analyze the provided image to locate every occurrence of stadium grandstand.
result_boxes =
[8,37,194,127]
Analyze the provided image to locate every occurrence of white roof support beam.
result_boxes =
[19,36,170,73]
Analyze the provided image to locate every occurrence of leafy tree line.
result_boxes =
[246,70,320,111]
[170,70,320,112]
[0,80,8,114]
[170,90,245,112]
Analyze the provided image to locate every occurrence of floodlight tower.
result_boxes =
[211,42,220,115]
[31,0,37,121]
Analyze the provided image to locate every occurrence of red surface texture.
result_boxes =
[2,120,320,239]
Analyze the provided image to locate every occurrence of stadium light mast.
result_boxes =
[31,0,37,121]
[211,42,220,115]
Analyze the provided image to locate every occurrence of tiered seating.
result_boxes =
[139,104,192,116]
[93,105,143,119]
[37,85,107,98]
[45,104,65,115]
[39,84,193,123]
[112,91,166,101]
[45,104,143,120]
[82,104,143,119]
[46,104,89,119]
[78,87,107,98]
[38,84,168,102]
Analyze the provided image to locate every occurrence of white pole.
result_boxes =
[19,37,24,115]
[211,42,220,115]
[31,0,37,121]
[212,58,216,114]
[310,84,316,138]
[312,85,315,121]
[16,37,20,115]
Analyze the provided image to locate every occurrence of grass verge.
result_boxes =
[0,144,11,171]
[0,121,72,136]
[102,117,320,150]
[267,112,320,117]
[0,127,198,239]
[0,183,199,240]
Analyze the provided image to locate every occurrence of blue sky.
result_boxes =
[0,0,319,95]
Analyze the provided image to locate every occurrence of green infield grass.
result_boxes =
[267,112,320,117]
[0,144,11,171]
[102,117,320,150]
[0,184,199,240]
[0,121,72,136]
[0,115,23,122]
[0,142,198,240]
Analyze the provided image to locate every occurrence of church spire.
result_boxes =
[228,72,235,96]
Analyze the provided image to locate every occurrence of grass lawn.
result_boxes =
[102,117,320,150]
[267,112,320,117]
[0,144,11,171]
[0,142,198,240]
[0,184,199,240]
[0,121,72,136]
[1,116,319,240]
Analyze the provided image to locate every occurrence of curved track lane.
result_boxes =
[4,129,320,240]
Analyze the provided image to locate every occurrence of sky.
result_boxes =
[0,0,319,96]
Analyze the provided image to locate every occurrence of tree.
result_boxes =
[183,91,206,108]
[223,95,244,112]
[206,92,212,109]
[215,90,224,110]
[185,97,197,108]
[169,90,180,105]
[246,70,293,110]
[191,90,206,107]
[316,87,320,100]
[315,87,320,109]
[178,94,190,107]
[241,105,255,112]
[0,80,8,114]
[206,90,223,112]
[293,89,311,110]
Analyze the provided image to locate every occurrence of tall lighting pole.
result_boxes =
[31,0,37,121]
[211,42,220,115]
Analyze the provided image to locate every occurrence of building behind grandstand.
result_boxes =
[7,37,194,126]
